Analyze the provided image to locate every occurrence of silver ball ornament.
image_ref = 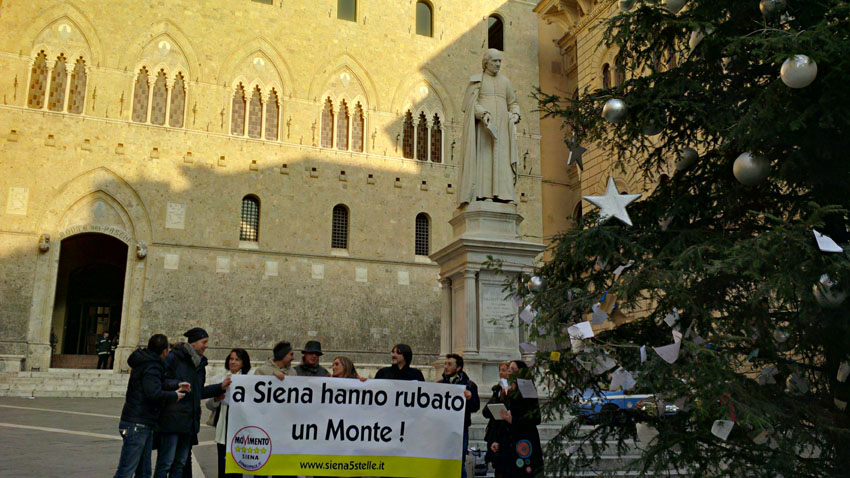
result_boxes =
[733,152,769,186]
[619,0,636,11]
[675,147,699,171]
[780,55,818,89]
[602,99,628,124]
[665,0,687,13]
[813,274,846,308]
[528,276,546,293]
[759,0,786,17]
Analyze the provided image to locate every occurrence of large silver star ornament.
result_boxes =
[584,177,642,226]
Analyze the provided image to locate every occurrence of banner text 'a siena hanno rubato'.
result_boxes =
[225,375,466,477]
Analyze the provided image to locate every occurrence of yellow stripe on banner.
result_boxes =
[225,452,461,477]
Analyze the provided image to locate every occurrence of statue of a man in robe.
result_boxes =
[458,49,521,207]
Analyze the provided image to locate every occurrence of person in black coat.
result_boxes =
[374,343,425,381]
[488,361,543,478]
[113,334,187,478]
[438,354,480,478]
[483,362,512,478]
[154,328,231,478]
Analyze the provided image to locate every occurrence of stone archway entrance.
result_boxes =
[26,167,152,372]
[50,234,128,368]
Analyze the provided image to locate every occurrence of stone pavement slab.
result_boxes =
[0,397,218,478]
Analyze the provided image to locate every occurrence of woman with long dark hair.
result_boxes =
[490,360,543,478]
[206,348,251,478]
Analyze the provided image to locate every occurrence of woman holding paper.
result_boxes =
[206,348,251,478]
[488,361,543,478]
[483,362,511,477]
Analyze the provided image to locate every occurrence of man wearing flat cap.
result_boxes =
[154,328,231,478]
[294,340,329,377]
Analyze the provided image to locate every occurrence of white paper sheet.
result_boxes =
[653,331,683,364]
[838,361,850,382]
[519,305,536,325]
[711,420,735,441]
[663,308,679,327]
[814,229,843,253]
[636,423,659,448]
[486,403,507,419]
[519,342,538,354]
[758,366,778,385]
[609,367,636,391]
[567,321,595,339]
[640,345,647,363]
[592,355,618,375]
[591,302,609,325]
[516,378,538,399]
[613,260,635,279]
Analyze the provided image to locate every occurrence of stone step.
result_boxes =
[0,369,130,398]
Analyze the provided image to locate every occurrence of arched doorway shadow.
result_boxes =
[51,234,128,368]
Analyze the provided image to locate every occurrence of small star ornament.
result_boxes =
[567,142,587,171]
[584,177,641,226]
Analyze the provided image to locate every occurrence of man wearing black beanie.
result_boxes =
[255,341,295,380]
[154,328,231,478]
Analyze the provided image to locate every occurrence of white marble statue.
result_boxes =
[458,49,521,207]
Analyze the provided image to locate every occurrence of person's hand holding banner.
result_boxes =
[225,375,466,477]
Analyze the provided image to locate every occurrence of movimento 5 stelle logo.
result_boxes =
[230,426,272,471]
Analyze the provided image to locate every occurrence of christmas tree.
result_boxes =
[528,1,850,476]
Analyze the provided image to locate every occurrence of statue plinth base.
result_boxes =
[430,201,545,388]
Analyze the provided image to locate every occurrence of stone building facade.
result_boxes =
[0,0,544,372]
[535,0,672,235]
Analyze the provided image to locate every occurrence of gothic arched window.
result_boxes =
[265,89,280,140]
[248,86,263,139]
[131,67,150,123]
[67,57,87,114]
[169,73,185,127]
[321,98,334,148]
[231,83,247,135]
[351,103,365,152]
[416,112,428,161]
[430,114,442,163]
[336,100,349,150]
[47,55,68,112]
[27,51,48,109]
[402,111,415,159]
[150,70,168,125]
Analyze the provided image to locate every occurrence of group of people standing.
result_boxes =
[113,328,543,478]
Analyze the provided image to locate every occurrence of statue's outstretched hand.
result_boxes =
[510,113,521,125]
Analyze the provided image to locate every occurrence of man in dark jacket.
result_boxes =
[438,354,480,478]
[97,331,112,369]
[154,328,231,478]
[294,340,329,377]
[113,334,187,478]
[374,343,425,381]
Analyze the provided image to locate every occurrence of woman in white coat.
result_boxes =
[206,348,251,478]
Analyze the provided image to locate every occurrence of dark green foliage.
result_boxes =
[531,1,850,477]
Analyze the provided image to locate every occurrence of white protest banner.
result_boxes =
[225,375,465,477]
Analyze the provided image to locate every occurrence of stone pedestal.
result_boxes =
[430,201,545,388]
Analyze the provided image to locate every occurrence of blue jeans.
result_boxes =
[153,433,192,478]
[462,429,469,478]
[114,421,153,478]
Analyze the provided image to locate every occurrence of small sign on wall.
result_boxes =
[165,202,186,229]
[6,188,29,215]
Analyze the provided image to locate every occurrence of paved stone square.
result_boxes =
[0,397,218,477]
